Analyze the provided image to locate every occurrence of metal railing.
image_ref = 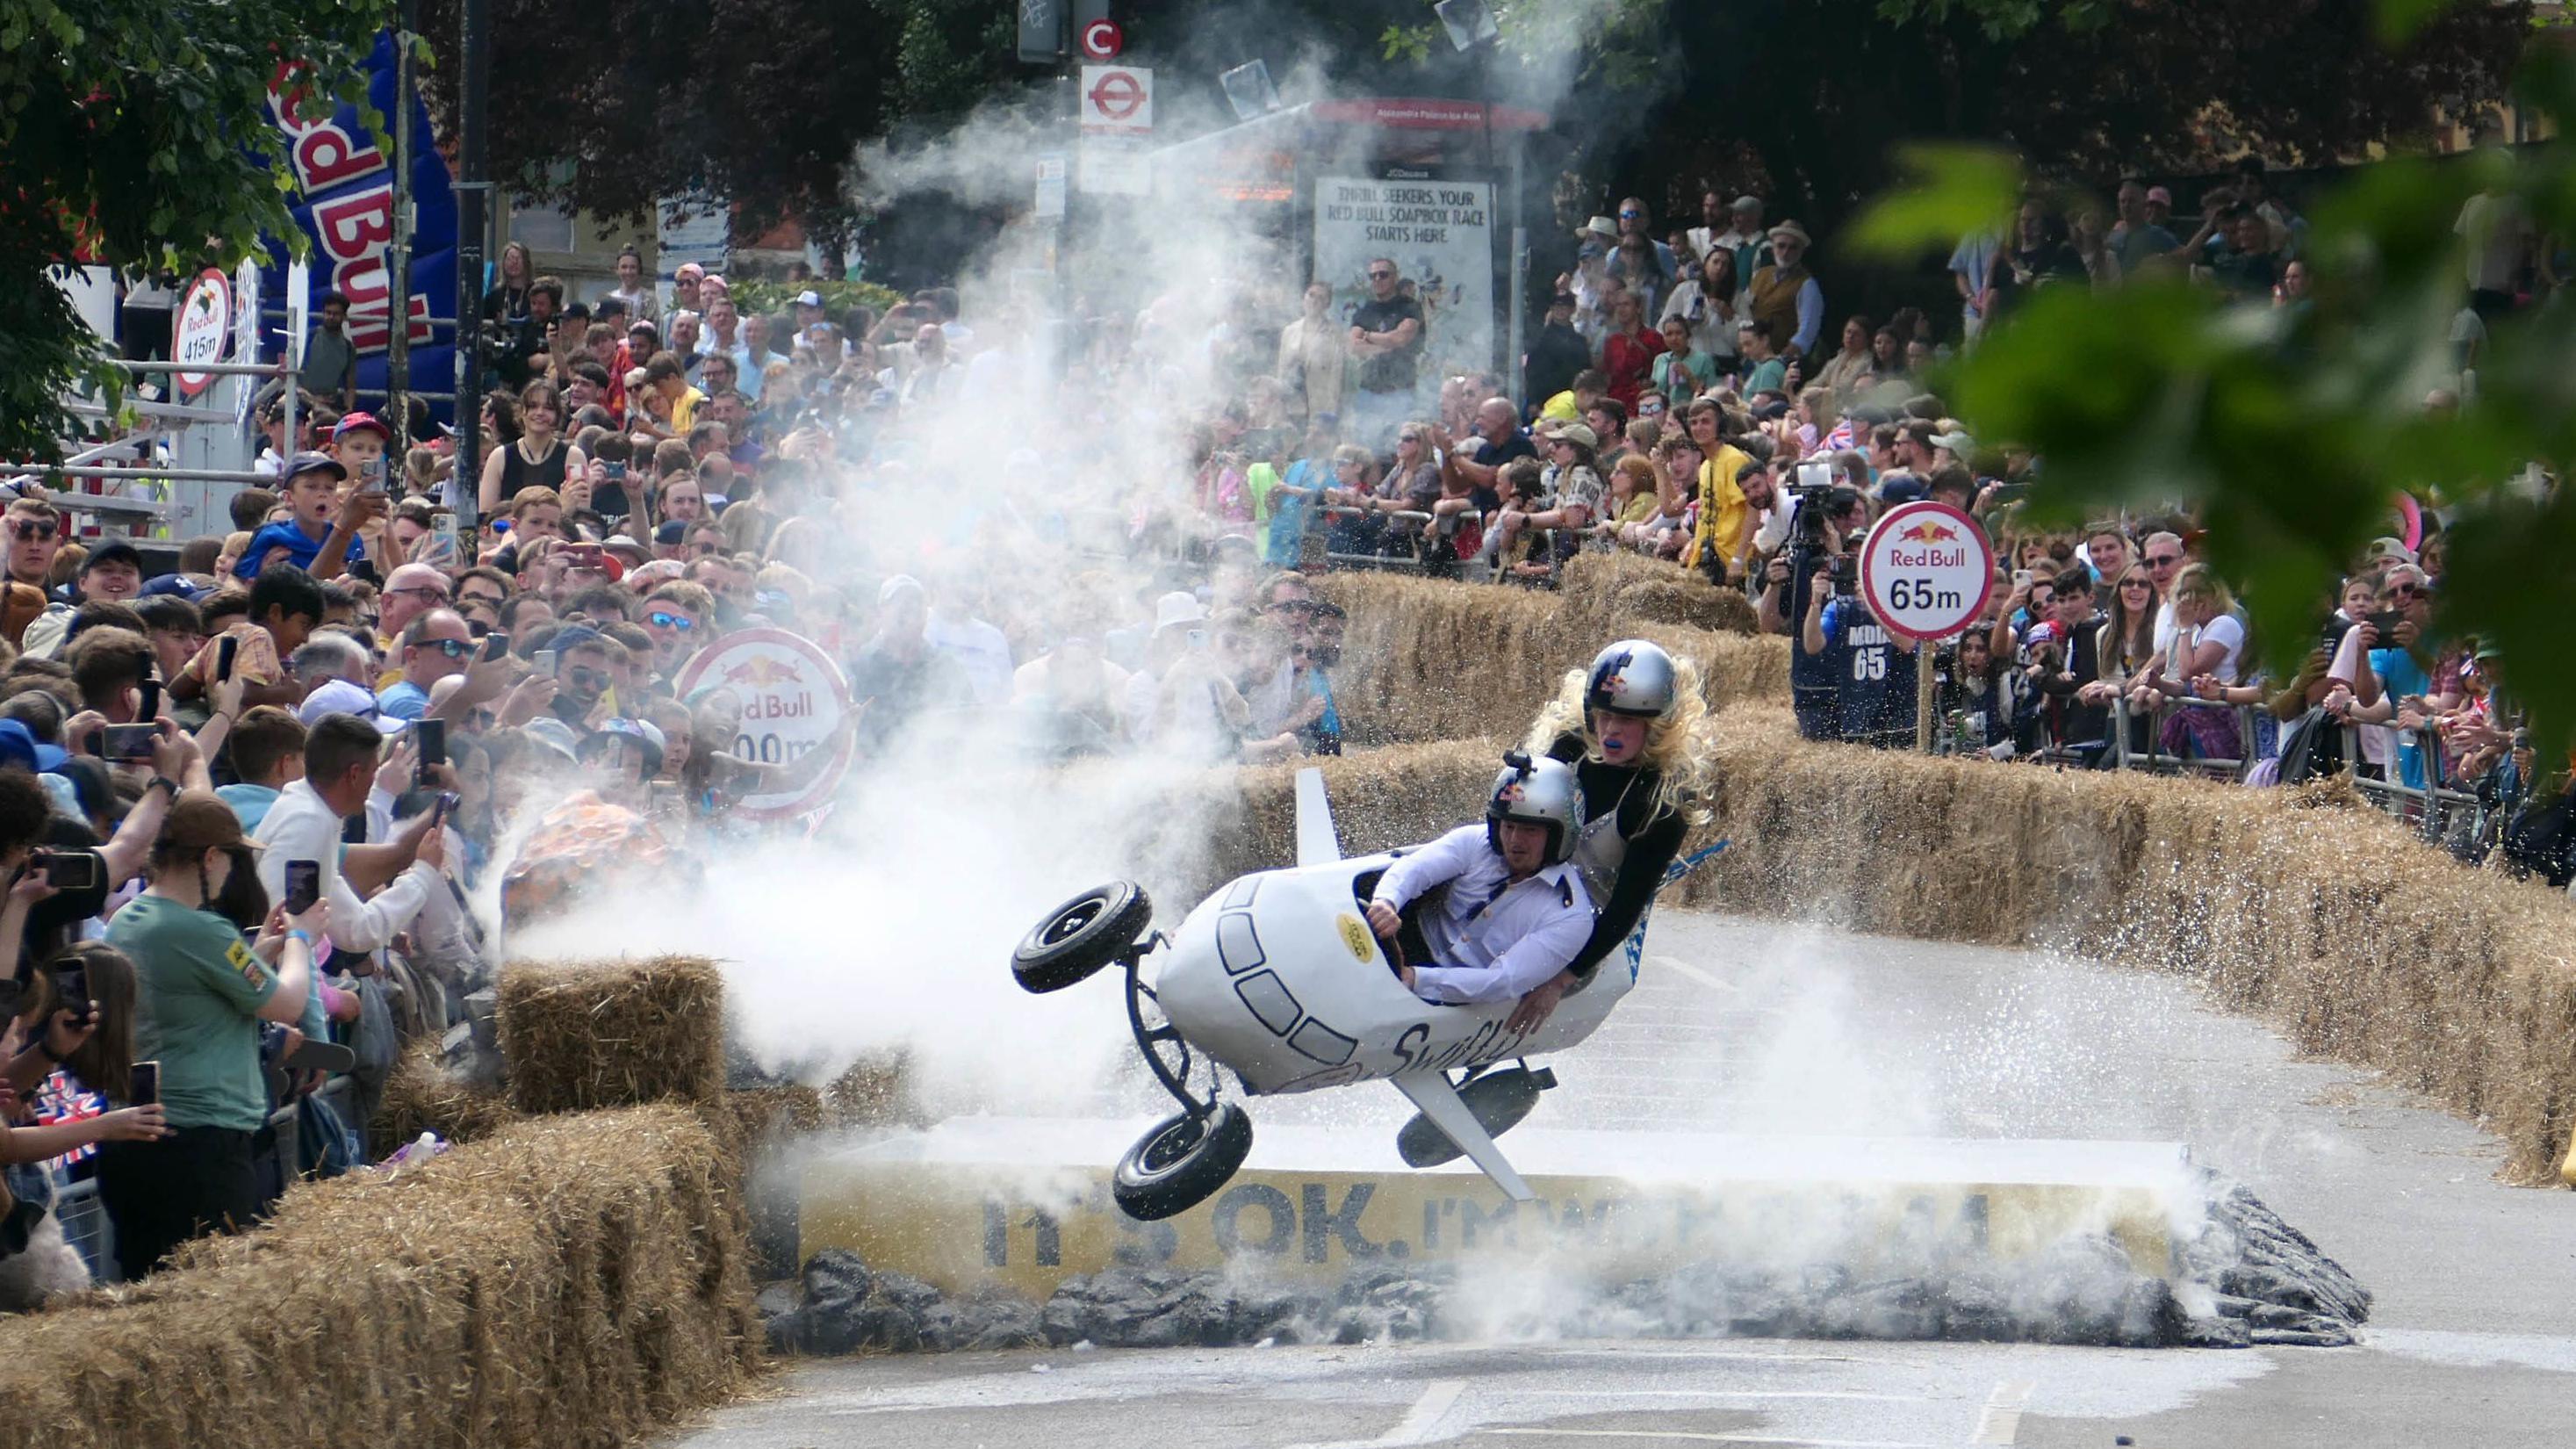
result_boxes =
[2107,696,2263,782]
[2342,722,2484,846]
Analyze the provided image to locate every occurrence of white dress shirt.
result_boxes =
[249,779,439,954]
[1371,825,1593,1006]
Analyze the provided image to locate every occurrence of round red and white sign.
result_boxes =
[1080,18,1123,59]
[170,268,234,400]
[1858,501,1995,644]
[1089,69,1145,119]
[673,627,855,820]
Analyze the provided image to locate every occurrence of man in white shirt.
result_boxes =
[251,713,448,958]
[1365,754,1593,1020]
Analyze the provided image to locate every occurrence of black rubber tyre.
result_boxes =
[1012,881,1152,993]
[1112,1104,1254,1222]
[1395,1066,1556,1167]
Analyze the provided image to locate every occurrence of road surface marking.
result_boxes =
[1971,1381,2035,1445]
[1515,1391,1925,1404]
[1381,1379,1466,1445]
[1483,1423,1926,1433]
[1647,955,1738,992]
[1282,1379,1464,1449]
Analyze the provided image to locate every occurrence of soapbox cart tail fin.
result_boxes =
[1294,767,1342,867]
[1392,1072,1536,1201]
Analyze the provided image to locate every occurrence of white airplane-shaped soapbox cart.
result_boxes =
[1010,765,1724,1221]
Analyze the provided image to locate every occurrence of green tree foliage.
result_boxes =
[1522,0,2530,232]
[1846,53,2576,749]
[0,0,383,463]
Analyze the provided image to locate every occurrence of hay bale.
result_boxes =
[372,1043,524,1156]
[1692,703,2576,1186]
[0,1106,759,1449]
[499,955,726,1115]
[1558,551,1759,636]
[824,1056,915,1128]
[724,1083,828,1146]
[1313,571,1787,746]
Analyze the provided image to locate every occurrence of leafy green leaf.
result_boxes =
[1842,144,2023,262]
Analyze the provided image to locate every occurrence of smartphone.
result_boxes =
[2366,610,2407,636]
[36,851,101,890]
[434,790,461,825]
[52,962,87,1015]
[216,632,241,683]
[358,456,388,494]
[533,648,558,676]
[2012,568,2033,589]
[101,724,159,761]
[128,1061,160,1108]
[284,859,321,915]
[480,631,511,664]
[603,461,628,481]
[564,543,605,569]
[138,679,162,721]
[415,717,448,779]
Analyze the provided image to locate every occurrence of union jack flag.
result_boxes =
[32,1068,105,1171]
[1812,415,1855,458]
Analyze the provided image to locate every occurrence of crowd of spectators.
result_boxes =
[1145,169,2567,883]
[4,156,2565,1306]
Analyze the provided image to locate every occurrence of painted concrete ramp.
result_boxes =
[797,1115,2191,1301]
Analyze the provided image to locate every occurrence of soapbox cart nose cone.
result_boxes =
[1012,880,1155,993]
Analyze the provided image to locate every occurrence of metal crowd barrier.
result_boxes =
[2108,696,2263,781]
[2341,723,2484,846]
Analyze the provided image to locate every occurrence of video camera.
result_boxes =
[1785,462,1857,597]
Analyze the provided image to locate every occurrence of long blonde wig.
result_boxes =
[1522,652,1720,826]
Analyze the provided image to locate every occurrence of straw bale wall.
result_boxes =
[1676,705,2576,1185]
[373,1044,524,1154]
[0,1107,759,1449]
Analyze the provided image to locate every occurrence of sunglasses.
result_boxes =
[1368,270,1393,280]
[418,638,474,659]
[7,521,57,541]
[2147,555,2182,567]
[2389,582,2425,597]
[647,610,697,631]
[2119,579,2153,589]
[386,585,450,602]
[1619,209,1643,219]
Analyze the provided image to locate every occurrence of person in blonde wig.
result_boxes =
[1521,638,1718,990]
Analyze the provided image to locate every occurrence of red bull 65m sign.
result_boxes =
[673,628,855,820]
[1859,501,1996,644]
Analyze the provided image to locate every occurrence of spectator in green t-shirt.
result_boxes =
[95,792,327,1280]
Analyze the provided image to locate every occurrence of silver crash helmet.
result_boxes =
[1585,638,1679,718]
[1486,752,1586,865]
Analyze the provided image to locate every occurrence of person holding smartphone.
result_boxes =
[97,793,327,1279]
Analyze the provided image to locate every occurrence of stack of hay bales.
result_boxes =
[1689,703,2576,1185]
[0,1107,758,1449]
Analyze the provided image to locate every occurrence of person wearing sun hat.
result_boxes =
[1746,218,1825,358]
[97,790,327,1279]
